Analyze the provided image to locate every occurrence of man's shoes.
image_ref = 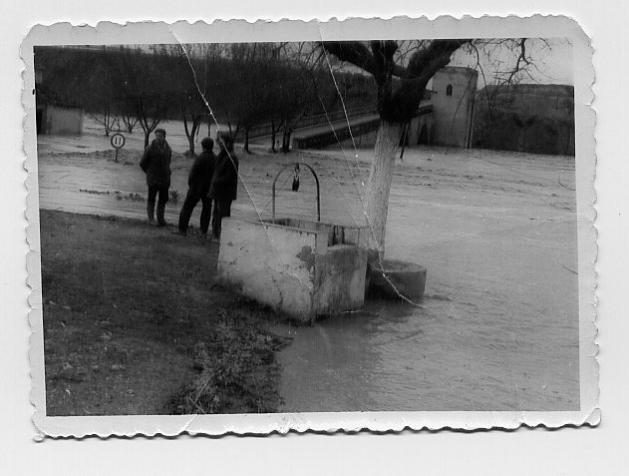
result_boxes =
[156,204,166,226]
[147,205,155,223]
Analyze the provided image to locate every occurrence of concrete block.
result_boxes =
[313,245,368,316]
[218,218,370,323]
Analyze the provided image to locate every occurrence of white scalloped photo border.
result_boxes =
[21,15,598,438]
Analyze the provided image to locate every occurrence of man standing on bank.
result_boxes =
[208,134,239,240]
[177,137,216,235]
[140,128,172,227]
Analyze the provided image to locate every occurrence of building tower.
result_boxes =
[430,66,478,148]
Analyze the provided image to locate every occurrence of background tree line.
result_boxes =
[472,83,574,155]
[34,43,377,154]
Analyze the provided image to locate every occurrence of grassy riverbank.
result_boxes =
[40,210,289,416]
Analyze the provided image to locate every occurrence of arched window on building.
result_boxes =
[446,84,453,96]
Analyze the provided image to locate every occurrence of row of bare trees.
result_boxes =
[176,42,375,155]
[34,43,376,155]
[35,46,183,148]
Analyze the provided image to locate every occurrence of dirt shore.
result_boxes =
[41,210,288,416]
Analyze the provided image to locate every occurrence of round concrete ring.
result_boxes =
[367,259,427,301]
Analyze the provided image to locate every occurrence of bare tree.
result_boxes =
[267,43,326,153]
[119,112,139,133]
[170,45,208,156]
[320,40,469,256]
[81,50,121,136]
[117,48,174,148]
[226,43,285,153]
[321,39,531,257]
[88,110,118,136]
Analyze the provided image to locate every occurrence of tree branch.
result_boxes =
[384,40,471,121]
[505,38,530,84]
[319,41,378,76]
[407,39,471,79]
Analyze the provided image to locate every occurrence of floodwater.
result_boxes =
[275,150,579,412]
[37,120,580,411]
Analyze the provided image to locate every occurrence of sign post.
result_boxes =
[110,133,126,162]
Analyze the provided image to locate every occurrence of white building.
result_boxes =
[406,66,478,149]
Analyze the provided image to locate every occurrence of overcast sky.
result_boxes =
[321,38,573,89]
[450,38,573,86]
[89,37,574,88]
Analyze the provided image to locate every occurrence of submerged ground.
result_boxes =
[37,118,580,413]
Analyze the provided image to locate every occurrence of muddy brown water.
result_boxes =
[38,129,579,412]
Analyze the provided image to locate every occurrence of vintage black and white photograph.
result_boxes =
[23,17,596,436]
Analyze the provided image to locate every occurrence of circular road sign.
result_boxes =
[110,133,126,149]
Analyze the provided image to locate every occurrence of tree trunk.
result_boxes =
[139,115,159,149]
[270,121,276,152]
[183,112,192,156]
[187,134,195,156]
[103,112,110,136]
[281,129,292,153]
[365,120,403,257]
[190,117,202,155]
[244,127,250,154]
[399,122,409,160]
[121,115,137,134]
[183,113,202,157]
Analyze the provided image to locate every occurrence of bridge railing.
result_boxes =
[242,105,378,141]
[292,115,381,149]
[293,105,376,131]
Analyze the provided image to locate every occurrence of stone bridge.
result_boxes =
[291,103,434,150]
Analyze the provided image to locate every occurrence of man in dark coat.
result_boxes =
[177,137,216,235]
[208,134,239,240]
[140,128,172,226]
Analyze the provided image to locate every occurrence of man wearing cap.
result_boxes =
[177,137,216,235]
[208,134,239,240]
[140,128,172,227]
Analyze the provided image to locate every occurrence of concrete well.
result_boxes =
[217,217,369,323]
